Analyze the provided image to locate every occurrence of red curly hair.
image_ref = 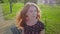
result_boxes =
[16,2,41,29]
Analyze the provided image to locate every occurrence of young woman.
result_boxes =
[16,2,45,34]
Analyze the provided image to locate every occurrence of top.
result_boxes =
[24,20,44,34]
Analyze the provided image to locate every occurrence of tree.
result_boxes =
[0,0,4,3]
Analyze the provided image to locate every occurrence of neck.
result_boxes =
[26,19,38,25]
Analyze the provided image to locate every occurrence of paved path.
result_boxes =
[0,4,15,34]
[0,4,21,34]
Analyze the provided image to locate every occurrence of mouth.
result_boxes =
[32,16,35,17]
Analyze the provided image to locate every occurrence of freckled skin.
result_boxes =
[26,6,37,21]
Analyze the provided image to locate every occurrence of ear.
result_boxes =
[36,13,40,19]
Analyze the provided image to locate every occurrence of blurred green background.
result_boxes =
[0,0,60,34]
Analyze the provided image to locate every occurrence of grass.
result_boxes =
[2,3,24,20]
[2,3,60,34]
[39,4,60,34]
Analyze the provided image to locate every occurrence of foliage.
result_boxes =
[2,3,24,20]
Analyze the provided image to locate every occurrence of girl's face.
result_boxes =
[26,6,38,21]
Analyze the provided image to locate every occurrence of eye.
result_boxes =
[34,10,37,13]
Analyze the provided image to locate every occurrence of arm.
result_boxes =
[40,29,45,34]
[22,29,24,34]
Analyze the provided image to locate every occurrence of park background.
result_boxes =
[0,0,60,34]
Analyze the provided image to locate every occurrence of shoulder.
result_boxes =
[38,20,44,26]
[38,20,45,31]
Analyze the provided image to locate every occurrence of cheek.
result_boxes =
[26,17,28,21]
[33,13,37,17]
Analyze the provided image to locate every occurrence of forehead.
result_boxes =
[28,6,37,10]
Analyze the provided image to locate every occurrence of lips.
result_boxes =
[33,16,35,17]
